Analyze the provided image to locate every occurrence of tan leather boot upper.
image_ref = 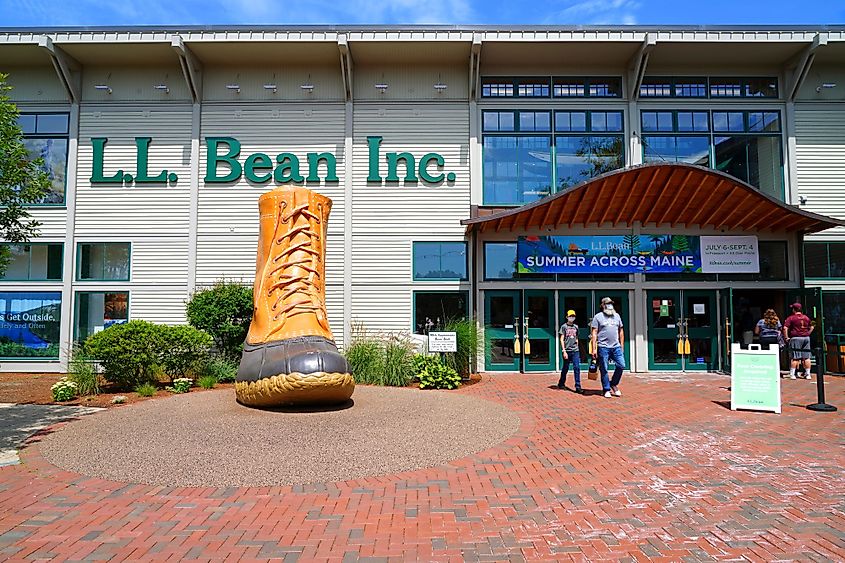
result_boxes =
[246,185,333,345]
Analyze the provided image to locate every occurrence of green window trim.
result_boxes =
[73,291,130,342]
[412,241,469,281]
[412,290,470,334]
[804,242,845,279]
[75,242,132,282]
[19,112,70,207]
[0,243,64,282]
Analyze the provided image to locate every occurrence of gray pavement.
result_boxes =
[0,403,102,466]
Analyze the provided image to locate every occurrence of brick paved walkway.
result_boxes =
[0,372,843,561]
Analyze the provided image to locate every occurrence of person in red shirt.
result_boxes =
[782,303,814,380]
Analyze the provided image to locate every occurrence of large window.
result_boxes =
[483,110,625,205]
[481,76,623,99]
[77,243,130,281]
[413,291,468,334]
[0,291,61,359]
[639,76,778,99]
[412,242,468,280]
[804,242,845,278]
[74,292,129,341]
[642,110,784,200]
[18,113,69,205]
[0,243,63,281]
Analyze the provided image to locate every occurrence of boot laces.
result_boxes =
[266,200,324,327]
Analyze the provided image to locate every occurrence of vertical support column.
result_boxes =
[784,101,799,205]
[631,220,647,372]
[59,102,81,369]
[469,100,482,206]
[342,100,353,349]
[186,102,201,298]
[628,100,642,167]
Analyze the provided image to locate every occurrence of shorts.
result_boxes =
[788,336,811,360]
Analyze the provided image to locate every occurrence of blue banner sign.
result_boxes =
[517,235,702,274]
[0,291,62,358]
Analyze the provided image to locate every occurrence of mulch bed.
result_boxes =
[0,372,482,407]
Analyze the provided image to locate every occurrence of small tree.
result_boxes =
[0,73,51,275]
[185,280,253,360]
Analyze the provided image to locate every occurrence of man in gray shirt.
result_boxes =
[590,297,626,398]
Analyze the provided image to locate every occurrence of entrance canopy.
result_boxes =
[462,163,845,234]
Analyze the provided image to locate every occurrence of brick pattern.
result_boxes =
[0,372,843,561]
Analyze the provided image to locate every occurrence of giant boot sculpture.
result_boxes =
[235,185,354,407]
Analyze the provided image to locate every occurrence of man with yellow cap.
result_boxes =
[557,309,583,393]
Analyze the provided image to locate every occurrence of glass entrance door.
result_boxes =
[484,290,520,371]
[647,290,718,371]
[558,291,592,371]
[523,290,555,372]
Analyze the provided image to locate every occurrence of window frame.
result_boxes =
[411,290,470,335]
[75,242,132,282]
[0,290,62,361]
[0,243,64,282]
[638,76,779,99]
[412,241,469,281]
[804,242,845,280]
[18,111,70,207]
[73,290,131,342]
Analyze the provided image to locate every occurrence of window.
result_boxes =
[720,242,788,281]
[711,77,778,98]
[553,76,622,98]
[77,243,130,281]
[641,110,784,199]
[481,77,550,98]
[0,244,63,281]
[18,112,69,205]
[0,291,61,359]
[555,111,625,191]
[822,292,845,337]
[804,242,845,278]
[483,135,552,205]
[413,291,468,335]
[412,242,468,280]
[74,292,129,341]
[639,76,778,98]
[484,242,518,280]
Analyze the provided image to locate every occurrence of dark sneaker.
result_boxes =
[574,387,583,394]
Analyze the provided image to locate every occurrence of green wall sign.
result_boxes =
[89,136,455,186]
[730,343,781,413]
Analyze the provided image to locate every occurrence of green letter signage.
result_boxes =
[205,137,242,183]
[90,137,125,183]
[306,152,338,182]
[367,136,383,182]
[274,153,304,183]
[134,137,175,183]
[418,153,445,183]
[244,153,273,183]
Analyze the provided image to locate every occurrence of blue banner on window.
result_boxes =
[0,292,62,358]
[517,235,702,274]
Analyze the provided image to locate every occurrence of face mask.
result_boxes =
[567,316,576,323]
[603,305,614,314]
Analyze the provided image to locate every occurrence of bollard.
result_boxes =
[807,346,838,412]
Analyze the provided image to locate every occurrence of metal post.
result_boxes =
[807,346,837,412]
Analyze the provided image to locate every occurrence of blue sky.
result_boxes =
[3,0,844,27]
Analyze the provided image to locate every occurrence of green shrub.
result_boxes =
[196,356,238,383]
[443,318,483,378]
[417,356,461,390]
[382,335,415,387]
[83,320,166,389]
[67,345,100,396]
[166,377,192,394]
[158,325,213,379]
[412,353,440,378]
[344,323,384,385]
[197,375,218,389]
[51,377,78,401]
[185,281,253,361]
[135,382,157,397]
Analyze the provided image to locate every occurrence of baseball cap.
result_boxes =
[790,302,802,311]
[600,297,614,305]
[566,309,576,316]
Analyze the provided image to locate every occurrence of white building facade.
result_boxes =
[1,25,844,374]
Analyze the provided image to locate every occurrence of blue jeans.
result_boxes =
[597,346,625,392]
[558,350,581,388]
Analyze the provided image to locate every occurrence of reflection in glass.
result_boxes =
[526,295,550,328]
[79,243,130,281]
[483,136,552,205]
[484,243,517,280]
[653,339,678,364]
[413,291,468,334]
[75,292,129,341]
[714,135,783,199]
[490,338,515,364]
[23,138,68,204]
[527,339,550,364]
[489,296,515,328]
[413,242,467,280]
[555,135,624,190]
[0,291,61,358]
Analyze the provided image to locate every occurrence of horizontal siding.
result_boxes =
[795,108,845,240]
[351,103,470,331]
[126,286,189,325]
[75,106,193,235]
[126,238,189,284]
[6,68,68,103]
[203,66,344,102]
[25,208,68,239]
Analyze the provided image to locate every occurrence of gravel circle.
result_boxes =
[39,386,521,487]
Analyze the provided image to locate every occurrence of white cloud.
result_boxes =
[544,0,641,24]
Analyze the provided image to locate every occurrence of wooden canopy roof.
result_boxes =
[462,163,845,234]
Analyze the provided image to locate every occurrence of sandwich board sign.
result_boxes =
[730,343,781,413]
[428,331,457,353]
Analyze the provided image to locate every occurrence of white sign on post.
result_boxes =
[730,343,781,414]
[701,236,760,273]
[428,331,457,353]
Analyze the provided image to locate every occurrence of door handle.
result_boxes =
[513,317,521,354]
[522,316,531,355]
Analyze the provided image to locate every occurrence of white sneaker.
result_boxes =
[604,391,612,398]
[805,373,813,380]
[790,374,797,379]
[611,386,622,397]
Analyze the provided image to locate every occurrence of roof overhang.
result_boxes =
[462,163,845,235]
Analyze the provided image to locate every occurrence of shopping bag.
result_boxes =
[587,359,598,380]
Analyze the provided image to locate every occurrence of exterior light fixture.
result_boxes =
[374,83,388,93]
[300,83,315,93]
[263,83,277,93]
[816,83,837,92]
[226,84,241,93]
[153,84,169,94]
[433,82,448,92]
[94,84,112,94]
